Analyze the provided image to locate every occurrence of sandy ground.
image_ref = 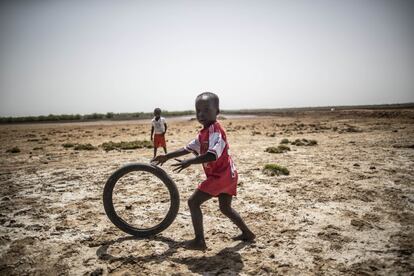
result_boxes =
[0,109,413,275]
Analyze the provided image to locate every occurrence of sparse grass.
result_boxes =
[263,164,290,176]
[280,138,290,144]
[392,144,414,149]
[344,125,361,133]
[101,140,152,152]
[291,138,317,146]
[62,142,97,150]
[291,139,305,146]
[62,143,75,148]
[74,143,97,150]
[265,147,279,153]
[278,144,291,151]
[265,145,291,154]
[6,147,21,153]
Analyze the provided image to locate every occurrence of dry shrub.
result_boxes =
[263,164,290,176]
[101,140,152,151]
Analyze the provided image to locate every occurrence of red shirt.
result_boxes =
[185,121,237,196]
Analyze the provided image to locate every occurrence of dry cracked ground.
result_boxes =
[0,109,413,275]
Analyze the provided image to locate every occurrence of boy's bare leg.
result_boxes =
[153,147,157,158]
[163,146,167,154]
[187,189,212,250]
[218,193,255,241]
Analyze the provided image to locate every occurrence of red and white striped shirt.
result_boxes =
[185,121,237,196]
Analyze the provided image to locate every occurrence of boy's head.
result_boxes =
[195,92,220,127]
[154,108,161,118]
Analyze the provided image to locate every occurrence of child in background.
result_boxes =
[152,92,255,250]
[151,108,167,158]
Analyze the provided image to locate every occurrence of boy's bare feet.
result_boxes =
[184,239,207,251]
[232,231,256,242]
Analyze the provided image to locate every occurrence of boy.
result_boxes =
[151,108,167,158]
[152,92,255,250]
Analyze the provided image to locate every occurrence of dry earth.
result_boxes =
[0,109,413,275]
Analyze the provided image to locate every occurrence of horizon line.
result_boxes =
[1,102,414,119]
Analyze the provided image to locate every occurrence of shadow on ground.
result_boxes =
[96,235,248,275]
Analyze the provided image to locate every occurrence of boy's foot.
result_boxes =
[232,231,256,242]
[184,239,207,251]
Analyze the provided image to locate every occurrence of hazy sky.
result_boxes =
[1,0,413,116]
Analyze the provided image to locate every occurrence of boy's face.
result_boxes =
[195,96,219,127]
[154,110,161,118]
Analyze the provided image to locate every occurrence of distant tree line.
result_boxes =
[0,110,195,124]
[1,103,412,124]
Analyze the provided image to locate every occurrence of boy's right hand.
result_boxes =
[151,155,168,166]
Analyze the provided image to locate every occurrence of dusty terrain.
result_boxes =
[0,109,413,275]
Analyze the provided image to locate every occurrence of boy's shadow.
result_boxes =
[96,236,247,275]
[96,235,182,264]
[170,242,246,275]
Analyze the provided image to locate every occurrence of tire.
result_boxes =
[103,163,180,237]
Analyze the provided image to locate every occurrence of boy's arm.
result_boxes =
[163,123,167,134]
[151,147,190,165]
[150,126,154,141]
[172,152,216,173]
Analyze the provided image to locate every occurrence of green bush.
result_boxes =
[280,138,290,144]
[265,145,291,154]
[263,164,290,176]
[74,143,97,150]
[101,140,152,151]
[278,144,291,151]
[291,138,317,146]
[291,139,305,146]
[62,143,75,148]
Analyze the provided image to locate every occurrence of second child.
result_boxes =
[151,108,168,158]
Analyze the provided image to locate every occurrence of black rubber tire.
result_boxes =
[103,163,179,237]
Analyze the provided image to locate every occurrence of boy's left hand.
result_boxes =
[171,159,191,173]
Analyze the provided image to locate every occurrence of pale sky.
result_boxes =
[1,0,413,116]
